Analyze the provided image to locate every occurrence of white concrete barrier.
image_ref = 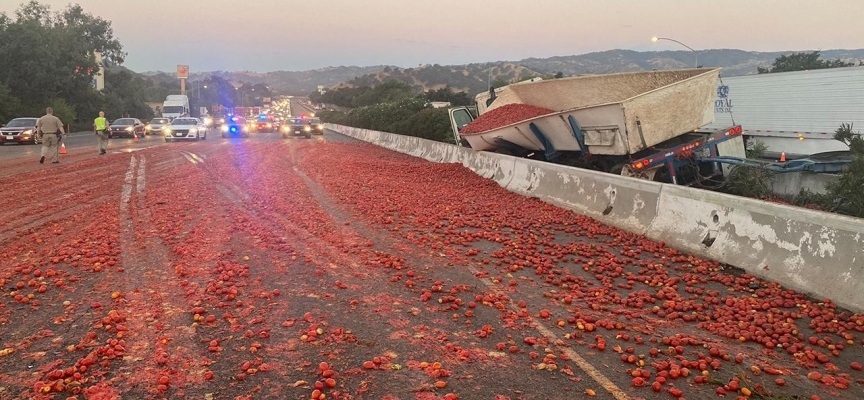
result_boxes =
[328,124,864,311]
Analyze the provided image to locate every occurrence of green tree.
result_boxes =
[554,71,564,79]
[824,124,864,218]
[0,1,127,127]
[757,51,854,74]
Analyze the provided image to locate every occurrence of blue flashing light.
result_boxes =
[230,127,237,133]
[230,117,237,122]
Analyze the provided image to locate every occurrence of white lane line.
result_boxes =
[136,154,146,195]
[187,152,205,163]
[467,263,630,400]
[121,155,137,211]
[180,151,197,164]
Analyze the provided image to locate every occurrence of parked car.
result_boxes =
[0,117,40,144]
[164,118,208,142]
[146,118,170,135]
[109,118,146,139]
[220,116,250,138]
[280,117,312,139]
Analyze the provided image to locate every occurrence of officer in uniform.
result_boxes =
[36,107,65,164]
[94,111,109,155]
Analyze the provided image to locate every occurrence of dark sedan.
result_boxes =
[0,118,40,145]
[280,117,312,139]
[308,117,324,135]
[108,118,146,139]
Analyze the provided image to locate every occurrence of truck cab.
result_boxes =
[162,95,190,120]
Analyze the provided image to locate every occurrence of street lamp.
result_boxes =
[651,36,699,68]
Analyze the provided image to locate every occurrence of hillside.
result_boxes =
[140,48,864,95]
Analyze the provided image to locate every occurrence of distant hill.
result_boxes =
[138,49,864,96]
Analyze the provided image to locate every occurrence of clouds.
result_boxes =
[1,0,862,72]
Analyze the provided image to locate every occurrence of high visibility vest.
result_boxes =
[95,117,108,131]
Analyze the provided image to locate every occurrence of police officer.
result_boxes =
[94,111,109,155]
[36,107,65,164]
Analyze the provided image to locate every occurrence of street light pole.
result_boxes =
[651,36,699,68]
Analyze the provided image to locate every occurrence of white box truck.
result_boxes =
[702,66,864,158]
[162,95,190,120]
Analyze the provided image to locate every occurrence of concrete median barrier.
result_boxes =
[650,185,864,311]
[328,124,864,311]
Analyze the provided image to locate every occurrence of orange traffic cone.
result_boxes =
[780,152,786,162]
[133,134,139,143]
[60,142,67,154]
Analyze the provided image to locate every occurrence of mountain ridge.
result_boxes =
[138,48,864,95]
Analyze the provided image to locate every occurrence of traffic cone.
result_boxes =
[780,152,786,162]
[60,142,67,154]
[133,134,139,143]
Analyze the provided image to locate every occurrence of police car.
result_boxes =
[220,116,250,138]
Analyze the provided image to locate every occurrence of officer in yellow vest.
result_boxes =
[94,111,109,155]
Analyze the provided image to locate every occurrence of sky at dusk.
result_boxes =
[1,0,863,73]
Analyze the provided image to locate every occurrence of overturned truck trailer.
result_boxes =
[449,68,746,184]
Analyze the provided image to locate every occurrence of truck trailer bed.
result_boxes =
[461,68,719,156]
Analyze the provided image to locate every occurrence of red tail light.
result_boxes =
[735,126,742,133]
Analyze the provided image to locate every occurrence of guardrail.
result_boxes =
[328,124,864,312]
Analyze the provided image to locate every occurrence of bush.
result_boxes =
[318,98,453,144]
[725,140,772,198]
[823,123,864,218]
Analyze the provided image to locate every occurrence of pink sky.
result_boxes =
[2,0,862,72]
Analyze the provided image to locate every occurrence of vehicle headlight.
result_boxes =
[145,124,151,130]
[22,129,33,135]
[267,123,272,128]
[242,126,248,132]
[281,126,288,132]
[189,128,197,134]
[125,127,134,131]
[164,128,172,135]
[317,124,323,129]
[221,125,229,132]
[304,126,311,132]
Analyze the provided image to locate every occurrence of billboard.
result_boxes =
[177,65,189,79]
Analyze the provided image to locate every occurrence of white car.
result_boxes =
[164,118,208,142]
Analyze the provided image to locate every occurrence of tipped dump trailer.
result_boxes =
[449,68,747,185]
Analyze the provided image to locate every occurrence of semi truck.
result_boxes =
[702,66,864,159]
[162,95,190,120]
[448,68,748,185]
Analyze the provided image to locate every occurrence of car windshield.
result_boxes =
[309,118,321,124]
[171,119,198,126]
[113,118,135,125]
[162,106,185,114]
[6,118,37,127]
[151,118,168,124]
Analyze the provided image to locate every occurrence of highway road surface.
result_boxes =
[0,126,862,400]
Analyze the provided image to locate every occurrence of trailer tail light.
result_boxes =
[728,128,735,135]
[735,126,742,134]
